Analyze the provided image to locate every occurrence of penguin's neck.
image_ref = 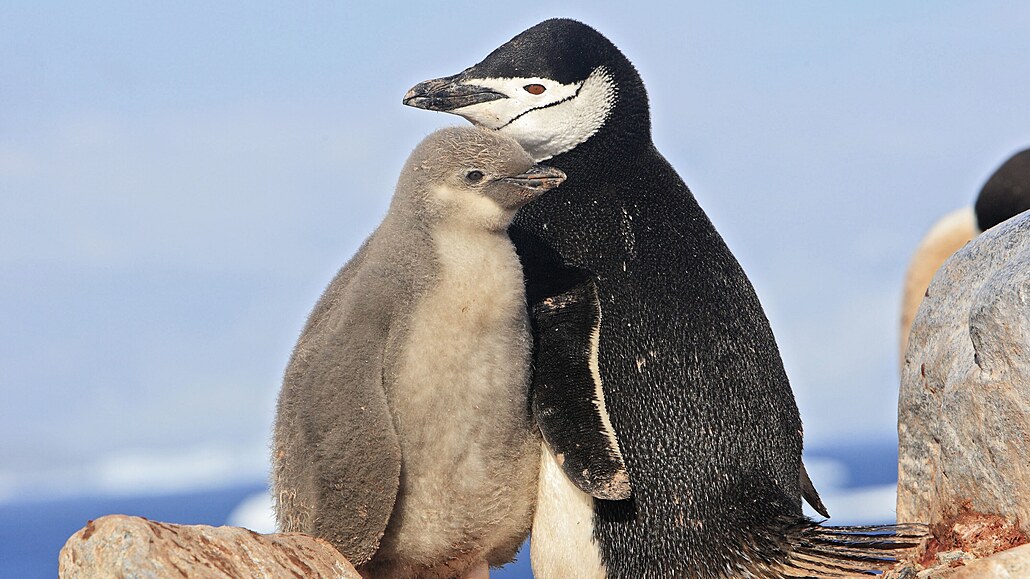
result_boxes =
[548,120,651,186]
[427,223,526,313]
[545,69,652,180]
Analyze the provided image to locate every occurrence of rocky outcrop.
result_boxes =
[888,543,1030,578]
[946,543,1030,578]
[896,211,1030,575]
[59,514,360,578]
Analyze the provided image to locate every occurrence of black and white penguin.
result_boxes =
[272,126,565,578]
[405,18,923,578]
[900,147,1030,363]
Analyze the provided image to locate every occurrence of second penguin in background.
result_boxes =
[900,147,1030,363]
[272,126,565,578]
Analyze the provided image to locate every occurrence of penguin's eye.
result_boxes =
[523,84,546,95]
[465,170,485,183]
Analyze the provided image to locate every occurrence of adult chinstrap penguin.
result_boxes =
[406,18,925,578]
[272,126,565,578]
[900,147,1030,364]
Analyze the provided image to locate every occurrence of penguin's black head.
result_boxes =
[975,148,1030,231]
[404,18,650,163]
[976,147,1030,230]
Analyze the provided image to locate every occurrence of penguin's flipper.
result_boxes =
[304,323,402,565]
[530,271,631,500]
[801,462,830,518]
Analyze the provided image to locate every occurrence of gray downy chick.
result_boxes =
[272,126,565,578]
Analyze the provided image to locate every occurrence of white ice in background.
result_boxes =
[813,484,899,525]
[228,490,278,534]
[0,443,269,503]
[802,456,851,490]
[801,457,898,525]
[0,472,16,504]
[94,444,269,496]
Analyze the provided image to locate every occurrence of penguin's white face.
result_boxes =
[413,67,617,162]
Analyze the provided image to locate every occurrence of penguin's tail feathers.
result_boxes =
[779,521,929,578]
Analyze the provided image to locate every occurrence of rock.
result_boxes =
[886,543,1030,578]
[897,211,1030,549]
[59,514,361,578]
[947,543,1030,578]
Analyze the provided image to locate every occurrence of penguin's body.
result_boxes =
[900,148,1030,363]
[272,126,565,578]
[406,19,920,578]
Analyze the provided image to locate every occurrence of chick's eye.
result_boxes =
[465,170,484,183]
[524,84,546,95]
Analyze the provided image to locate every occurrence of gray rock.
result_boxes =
[898,211,1030,535]
[887,544,1030,578]
[947,543,1030,578]
[58,514,361,578]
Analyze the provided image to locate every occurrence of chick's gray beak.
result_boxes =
[502,165,567,193]
[403,73,507,111]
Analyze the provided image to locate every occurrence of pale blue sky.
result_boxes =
[2,1,1029,500]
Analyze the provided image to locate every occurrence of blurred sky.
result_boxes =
[2,1,1029,502]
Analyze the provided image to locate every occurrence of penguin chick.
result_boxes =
[900,147,1030,363]
[272,126,565,578]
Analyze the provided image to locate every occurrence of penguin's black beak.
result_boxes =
[403,73,507,111]
[502,165,567,193]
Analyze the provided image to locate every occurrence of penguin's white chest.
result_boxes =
[532,445,607,578]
